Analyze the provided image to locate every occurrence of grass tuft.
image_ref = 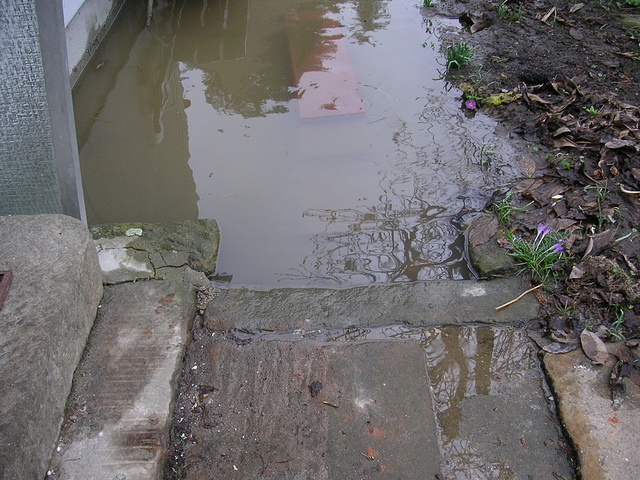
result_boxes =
[507,224,565,283]
[445,42,475,69]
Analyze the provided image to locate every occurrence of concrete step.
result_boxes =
[47,278,196,480]
[45,274,581,480]
[204,276,539,332]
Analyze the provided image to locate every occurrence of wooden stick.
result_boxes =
[495,284,543,310]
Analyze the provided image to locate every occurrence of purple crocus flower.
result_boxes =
[534,223,552,248]
[551,243,564,253]
[465,99,477,110]
[537,224,551,236]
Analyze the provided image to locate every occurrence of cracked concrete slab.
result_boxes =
[91,220,219,284]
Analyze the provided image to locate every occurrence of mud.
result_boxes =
[433,0,640,340]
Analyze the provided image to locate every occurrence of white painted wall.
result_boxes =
[63,0,85,26]
[63,0,117,77]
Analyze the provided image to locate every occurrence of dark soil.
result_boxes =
[435,0,640,341]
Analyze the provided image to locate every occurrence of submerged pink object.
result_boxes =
[286,11,365,119]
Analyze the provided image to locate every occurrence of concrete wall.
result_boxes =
[63,0,124,82]
[0,0,85,220]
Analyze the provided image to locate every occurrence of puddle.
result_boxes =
[74,0,521,287]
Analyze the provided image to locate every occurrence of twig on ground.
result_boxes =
[495,284,543,310]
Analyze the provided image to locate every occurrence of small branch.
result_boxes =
[620,184,640,195]
[495,284,543,310]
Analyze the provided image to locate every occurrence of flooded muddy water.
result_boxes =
[74,0,521,287]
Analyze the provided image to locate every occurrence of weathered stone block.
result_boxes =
[90,220,219,284]
[0,215,103,480]
[469,232,517,278]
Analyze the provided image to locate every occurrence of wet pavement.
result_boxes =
[42,271,581,480]
[169,314,574,479]
[174,340,442,479]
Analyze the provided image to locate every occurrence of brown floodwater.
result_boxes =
[73,0,520,287]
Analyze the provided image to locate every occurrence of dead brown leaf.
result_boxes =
[547,218,577,231]
[605,139,638,151]
[517,156,536,177]
[471,21,489,34]
[583,229,614,258]
[468,215,499,247]
[569,264,585,279]
[569,28,584,41]
[527,92,553,106]
[552,126,572,137]
[553,137,580,149]
[580,329,610,364]
[569,3,585,13]
[528,180,567,205]
[515,178,544,194]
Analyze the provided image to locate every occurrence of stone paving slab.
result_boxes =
[166,319,576,479]
[424,326,574,479]
[172,339,442,479]
[204,276,538,331]
[543,348,640,480]
[0,215,103,480]
[47,278,196,480]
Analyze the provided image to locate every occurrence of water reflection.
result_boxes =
[74,0,520,286]
[348,0,390,45]
[286,9,365,118]
[283,201,467,284]
[74,0,199,223]
[166,0,292,117]
[423,326,546,479]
